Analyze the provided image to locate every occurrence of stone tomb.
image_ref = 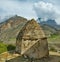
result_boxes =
[16,19,49,59]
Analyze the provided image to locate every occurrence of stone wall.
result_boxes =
[23,38,49,59]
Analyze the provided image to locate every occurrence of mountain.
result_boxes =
[0,16,59,44]
[38,18,60,30]
[40,24,58,37]
[0,15,27,44]
[0,15,27,31]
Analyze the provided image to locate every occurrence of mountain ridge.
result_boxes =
[38,18,60,30]
[0,16,59,44]
[0,15,28,44]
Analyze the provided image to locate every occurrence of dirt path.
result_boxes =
[49,51,60,56]
[0,51,60,62]
[0,52,20,62]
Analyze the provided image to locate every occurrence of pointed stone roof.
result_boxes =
[17,19,46,41]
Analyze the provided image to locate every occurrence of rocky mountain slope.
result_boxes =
[0,15,27,44]
[41,24,58,37]
[38,18,60,30]
[0,16,59,44]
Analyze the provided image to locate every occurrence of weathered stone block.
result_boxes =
[16,19,49,59]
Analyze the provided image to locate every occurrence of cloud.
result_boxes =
[34,1,60,21]
[0,0,60,24]
[0,0,37,22]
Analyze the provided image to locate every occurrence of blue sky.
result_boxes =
[0,0,60,24]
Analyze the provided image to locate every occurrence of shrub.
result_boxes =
[50,47,57,52]
[0,43,7,54]
[7,44,16,51]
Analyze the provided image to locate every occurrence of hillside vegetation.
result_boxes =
[0,42,7,54]
[0,42,16,54]
[48,34,60,42]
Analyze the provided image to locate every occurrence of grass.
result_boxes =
[48,34,60,42]
[0,42,16,54]
[9,38,16,41]
[48,34,60,53]
[49,47,57,52]
[0,42,7,54]
[50,34,60,38]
